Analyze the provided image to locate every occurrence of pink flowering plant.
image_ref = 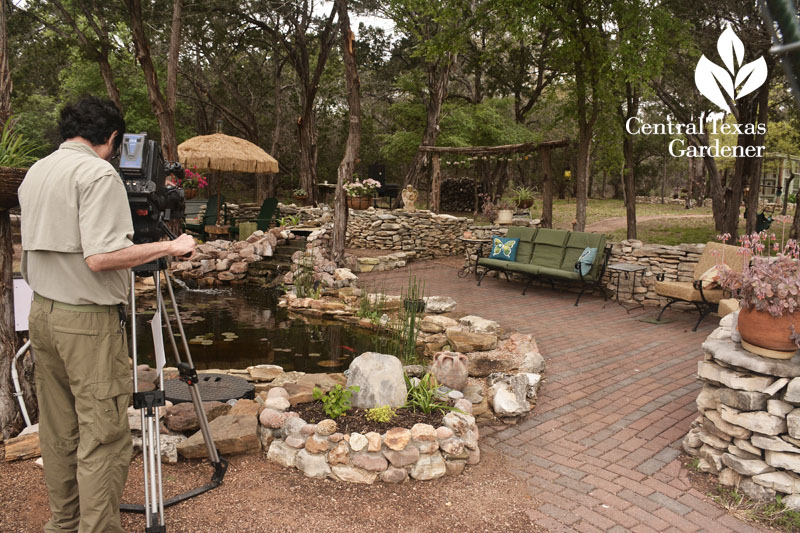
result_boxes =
[717,216,800,318]
[178,167,208,190]
[343,176,381,197]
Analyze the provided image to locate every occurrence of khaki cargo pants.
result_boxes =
[29,294,132,533]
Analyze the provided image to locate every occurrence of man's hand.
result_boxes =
[168,234,196,257]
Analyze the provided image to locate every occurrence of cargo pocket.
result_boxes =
[90,378,132,444]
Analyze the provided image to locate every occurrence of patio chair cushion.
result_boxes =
[718,298,740,317]
[654,280,725,304]
[529,228,569,269]
[488,236,520,262]
[504,227,537,264]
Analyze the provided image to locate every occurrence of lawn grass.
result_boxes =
[607,216,746,245]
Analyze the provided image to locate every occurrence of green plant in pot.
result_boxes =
[511,186,535,209]
[718,221,800,359]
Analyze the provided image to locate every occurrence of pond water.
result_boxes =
[131,286,382,372]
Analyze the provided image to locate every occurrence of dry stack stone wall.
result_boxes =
[346,209,470,260]
[683,315,800,508]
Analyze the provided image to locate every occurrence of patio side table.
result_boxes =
[458,238,491,279]
[604,262,647,313]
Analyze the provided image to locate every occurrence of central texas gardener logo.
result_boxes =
[695,25,768,113]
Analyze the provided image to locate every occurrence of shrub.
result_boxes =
[404,373,455,415]
[365,405,396,423]
[313,384,360,419]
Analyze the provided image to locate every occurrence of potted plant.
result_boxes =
[718,221,800,359]
[293,187,308,203]
[511,186,536,209]
[178,167,208,199]
[343,175,381,210]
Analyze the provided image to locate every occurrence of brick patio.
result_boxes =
[361,259,767,533]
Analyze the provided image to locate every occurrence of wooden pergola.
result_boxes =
[419,139,570,221]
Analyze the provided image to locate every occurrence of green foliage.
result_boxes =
[511,185,536,202]
[404,373,454,415]
[0,120,42,167]
[713,487,800,531]
[278,214,301,227]
[358,289,387,324]
[312,385,360,419]
[365,405,396,423]
[294,252,321,299]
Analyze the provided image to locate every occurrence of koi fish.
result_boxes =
[339,345,355,352]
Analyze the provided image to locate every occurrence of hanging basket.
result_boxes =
[0,167,28,209]
[347,196,371,210]
[183,188,198,200]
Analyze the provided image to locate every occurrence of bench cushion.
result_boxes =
[477,257,514,271]
[530,229,569,269]
[560,232,606,279]
[505,262,541,275]
[535,266,582,281]
[654,280,725,304]
[505,227,537,264]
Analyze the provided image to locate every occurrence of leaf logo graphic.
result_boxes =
[694,25,768,113]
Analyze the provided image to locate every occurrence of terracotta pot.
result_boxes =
[183,188,197,199]
[738,307,800,353]
[347,196,371,210]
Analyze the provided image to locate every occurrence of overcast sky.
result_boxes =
[318,1,395,37]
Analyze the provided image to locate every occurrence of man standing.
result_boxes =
[18,96,195,533]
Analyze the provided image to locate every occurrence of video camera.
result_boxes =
[118,133,185,244]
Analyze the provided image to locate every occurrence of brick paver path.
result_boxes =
[361,259,766,533]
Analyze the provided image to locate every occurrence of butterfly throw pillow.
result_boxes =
[488,236,519,262]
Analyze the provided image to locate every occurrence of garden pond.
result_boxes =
[131,285,383,372]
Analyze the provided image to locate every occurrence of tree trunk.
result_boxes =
[403,58,453,189]
[745,82,769,236]
[0,0,12,126]
[332,0,361,266]
[792,194,800,240]
[621,83,639,240]
[0,210,21,438]
[260,57,285,203]
[297,107,319,205]
[125,0,181,160]
[573,61,595,232]
[540,147,553,228]
[97,56,122,111]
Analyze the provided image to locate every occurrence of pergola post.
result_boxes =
[431,153,441,214]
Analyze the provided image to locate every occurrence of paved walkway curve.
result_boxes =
[362,260,767,533]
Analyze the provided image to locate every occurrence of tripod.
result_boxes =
[121,258,227,532]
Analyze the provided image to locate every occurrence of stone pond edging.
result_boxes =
[682,313,800,509]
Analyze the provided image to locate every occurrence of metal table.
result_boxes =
[604,262,647,313]
[458,238,491,279]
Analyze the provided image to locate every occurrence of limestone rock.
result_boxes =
[346,353,407,409]
[768,399,795,417]
[703,339,800,378]
[753,471,800,494]
[4,432,40,461]
[315,419,337,436]
[267,387,289,399]
[445,460,467,476]
[258,425,274,450]
[349,433,368,452]
[699,444,724,472]
[305,435,330,454]
[283,383,316,405]
[366,432,382,452]
[419,315,458,334]
[741,478,778,502]
[519,351,546,374]
[177,415,259,458]
[132,434,186,464]
[718,388,768,412]
[165,401,231,432]
[423,296,457,314]
[411,424,438,442]
[229,399,260,417]
[488,374,530,417]
[698,427,730,449]
[784,494,800,512]
[705,409,751,440]
[259,408,297,429]
[788,377,800,403]
[727,444,760,460]
[295,449,332,479]
[248,364,284,381]
[697,361,775,393]
[410,452,447,480]
[719,405,786,436]
[721,453,774,476]
[446,327,497,352]
[458,315,499,334]
[264,397,291,411]
[718,468,741,487]
[331,465,377,484]
[696,384,721,411]
[285,436,305,449]
[327,441,350,466]
[443,411,476,436]
[734,437,762,456]
[766,450,800,474]
[787,409,800,439]
[752,434,800,454]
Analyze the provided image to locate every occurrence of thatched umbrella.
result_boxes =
[177,133,279,225]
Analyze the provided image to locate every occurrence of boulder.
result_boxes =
[165,401,230,432]
[331,465,377,484]
[446,327,497,353]
[349,433,368,452]
[229,399,260,416]
[721,453,774,476]
[351,453,389,472]
[409,452,447,480]
[264,397,291,411]
[459,315,499,334]
[419,315,458,334]
[346,352,407,409]
[753,471,800,494]
[765,450,800,474]
[259,409,297,429]
[423,296,456,314]
[488,374,530,417]
[248,364,284,381]
[383,447,420,467]
[295,449,332,479]
[384,428,411,451]
[177,415,260,458]
[381,466,408,483]
[519,351,546,374]
[741,478,778,502]
[718,388,768,411]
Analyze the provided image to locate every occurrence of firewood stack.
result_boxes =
[440,176,482,213]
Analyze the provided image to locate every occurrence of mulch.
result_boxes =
[293,402,445,434]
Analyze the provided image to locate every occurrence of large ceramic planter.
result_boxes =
[515,199,533,209]
[738,307,800,359]
[347,196,371,210]
[495,209,513,225]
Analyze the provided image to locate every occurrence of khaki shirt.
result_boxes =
[19,141,134,305]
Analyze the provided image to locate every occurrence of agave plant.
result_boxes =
[0,119,40,167]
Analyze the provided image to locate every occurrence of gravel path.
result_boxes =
[585,214,713,233]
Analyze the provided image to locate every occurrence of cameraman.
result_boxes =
[18,96,195,533]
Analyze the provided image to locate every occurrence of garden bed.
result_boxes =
[293,403,443,434]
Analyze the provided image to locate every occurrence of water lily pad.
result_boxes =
[222,332,237,337]
[201,340,214,346]
[308,352,321,358]
[223,338,234,342]
[188,338,203,344]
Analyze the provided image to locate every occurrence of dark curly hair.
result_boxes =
[58,96,126,153]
